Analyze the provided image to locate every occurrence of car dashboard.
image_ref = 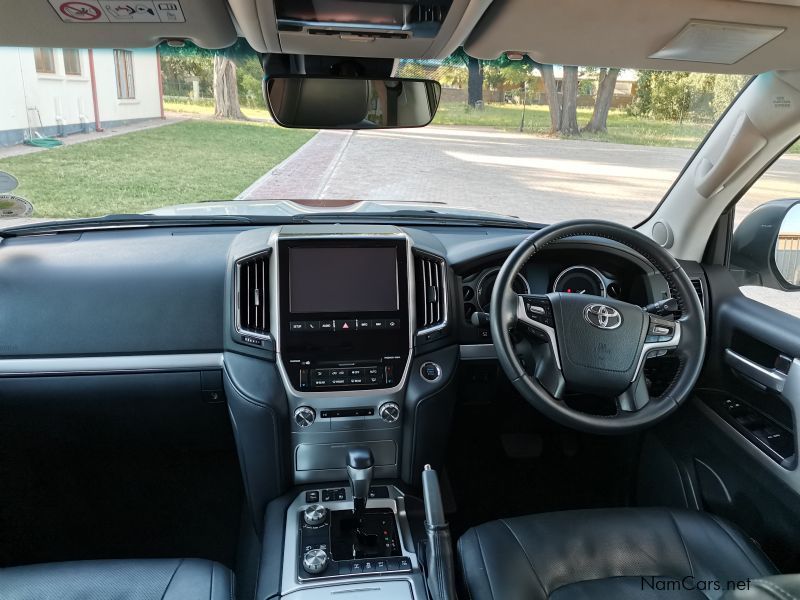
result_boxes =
[0,221,680,551]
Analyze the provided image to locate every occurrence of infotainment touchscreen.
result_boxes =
[288,246,399,313]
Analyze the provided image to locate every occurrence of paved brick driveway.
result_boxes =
[240,125,800,315]
[239,125,800,227]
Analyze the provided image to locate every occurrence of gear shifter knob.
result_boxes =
[346,447,374,521]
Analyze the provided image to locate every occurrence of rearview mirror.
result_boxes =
[265,76,441,130]
[731,199,800,291]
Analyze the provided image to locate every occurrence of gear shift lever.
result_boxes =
[346,447,374,523]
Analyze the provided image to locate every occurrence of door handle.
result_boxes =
[724,348,787,393]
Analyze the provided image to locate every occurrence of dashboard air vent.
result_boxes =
[237,250,271,337]
[415,251,447,332]
[690,277,705,313]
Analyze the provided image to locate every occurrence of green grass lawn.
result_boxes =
[164,100,273,121]
[0,119,314,219]
[433,102,713,149]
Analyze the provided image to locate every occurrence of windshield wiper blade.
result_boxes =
[0,214,272,237]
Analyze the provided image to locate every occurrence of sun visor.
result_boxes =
[649,20,785,64]
[0,0,237,49]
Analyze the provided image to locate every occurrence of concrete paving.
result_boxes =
[0,116,183,159]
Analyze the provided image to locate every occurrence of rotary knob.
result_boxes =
[379,401,400,424]
[303,548,329,574]
[303,504,328,526]
[294,406,316,428]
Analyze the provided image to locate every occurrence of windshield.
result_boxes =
[0,43,751,226]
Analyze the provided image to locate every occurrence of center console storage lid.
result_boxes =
[282,580,414,599]
[296,440,397,471]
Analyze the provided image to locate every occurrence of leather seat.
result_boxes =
[457,508,776,600]
[0,558,234,600]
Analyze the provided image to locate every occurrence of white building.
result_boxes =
[0,46,163,147]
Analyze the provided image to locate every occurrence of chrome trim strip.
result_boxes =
[234,248,273,342]
[0,353,224,376]
[552,264,607,296]
[517,297,562,370]
[631,322,681,381]
[459,344,496,360]
[281,486,427,597]
[724,348,787,393]
[475,268,530,312]
[415,251,449,337]
[272,228,414,399]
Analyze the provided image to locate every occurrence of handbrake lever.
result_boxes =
[422,464,457,600]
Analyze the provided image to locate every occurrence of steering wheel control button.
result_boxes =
[652,325,671,336]
[420,361,442,382]
[524,297,554,327]
[303,504,328,526]
[379,401,401,423]
[303,548,329,575]
[294,406,316,428]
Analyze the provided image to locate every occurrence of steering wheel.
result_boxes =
[490,220,706,434]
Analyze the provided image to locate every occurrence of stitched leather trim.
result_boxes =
[499,519,548,598]
[160,558,184,600]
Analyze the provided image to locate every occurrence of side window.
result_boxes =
[62,48,82,76]
[113,49,136,99]
[733,150,800,319]
[34,48,55,74]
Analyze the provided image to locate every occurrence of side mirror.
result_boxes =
[731,199,800,291]
[264,76,441,130]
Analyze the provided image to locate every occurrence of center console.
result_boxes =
[274,229,414,484]
[278,236,411,394]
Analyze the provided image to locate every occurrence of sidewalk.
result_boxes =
[0,116,184,159]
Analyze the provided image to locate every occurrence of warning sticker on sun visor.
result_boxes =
[49,0,185,23]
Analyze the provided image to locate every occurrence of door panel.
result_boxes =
[639,264,800,572]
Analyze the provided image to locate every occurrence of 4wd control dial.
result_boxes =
[303,504,328,526]
[378,401,400,423]
[302,548,329,574]
[294,406,316,428]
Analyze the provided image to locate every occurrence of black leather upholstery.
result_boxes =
[0,558,234,600]
[457,508,776,600]
[723,575,800,600]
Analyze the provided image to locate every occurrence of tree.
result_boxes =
[467,56,483,107]
[213,52,247,120]
[537,62,560,132]
[583,67,620,133]
[559,66,580,135]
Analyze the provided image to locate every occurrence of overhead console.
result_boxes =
[230,0,493,58]
[277,235,411,393]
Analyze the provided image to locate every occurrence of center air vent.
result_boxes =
[237,250,271,337]
[415,251,446,332]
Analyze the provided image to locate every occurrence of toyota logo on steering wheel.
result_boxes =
[583,303,622,330]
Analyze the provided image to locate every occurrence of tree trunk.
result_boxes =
[559,65,580,136]
[467,57,483,107]
[539,63,560,133]
[213,53,246,120]
[583,67,619,133]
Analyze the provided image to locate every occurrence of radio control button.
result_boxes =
[387,319,401,329]
[305,320,321,332]
[372,319,387,329]
[319,320,334,332]
[289,321,306,332]
[357,319,371,329]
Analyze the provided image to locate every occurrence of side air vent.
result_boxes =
[690,277,705,313]
[237,250,271,337]
[415,251,447,332]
